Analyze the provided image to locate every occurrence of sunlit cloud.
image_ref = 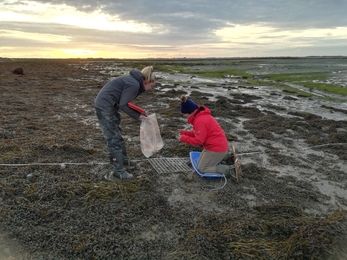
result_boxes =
[0,0,346,58]
[0,29,71,42]
[215,24,347,45]
[64,49,95,55]
[0,0,152,32]
[51,11,151,32]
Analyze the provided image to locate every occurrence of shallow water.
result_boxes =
[159,73,347,121]
[85,58,347,122]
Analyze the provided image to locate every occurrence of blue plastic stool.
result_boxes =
[189,151,224,178]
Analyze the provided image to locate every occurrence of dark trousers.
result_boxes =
[95,107,127,169]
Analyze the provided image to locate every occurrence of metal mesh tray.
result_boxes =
[147,157,192,174]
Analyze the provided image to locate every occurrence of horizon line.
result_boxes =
[1,55,347,61]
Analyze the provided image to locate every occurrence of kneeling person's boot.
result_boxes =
[216,162,241,183]
[221,152,234,165]
[216,164,240,183]
[216,164,235,177]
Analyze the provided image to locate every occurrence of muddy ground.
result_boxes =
[0,59,347,260]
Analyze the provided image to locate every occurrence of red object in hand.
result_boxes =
[128,102,146,115]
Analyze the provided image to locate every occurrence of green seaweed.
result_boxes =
[264,72,347,95]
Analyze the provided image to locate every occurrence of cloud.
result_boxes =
[1,0,347,58]
[26,0,347,29]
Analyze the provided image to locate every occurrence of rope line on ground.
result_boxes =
[0,162,109,166]
[0,143,346,167]
[201,175,228,191]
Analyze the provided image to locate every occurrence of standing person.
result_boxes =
[94,66,157,181]
[178,95,240,180]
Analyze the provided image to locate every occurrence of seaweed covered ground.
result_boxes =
[1,59,347,259]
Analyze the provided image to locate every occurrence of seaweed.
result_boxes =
[1,59,347,260]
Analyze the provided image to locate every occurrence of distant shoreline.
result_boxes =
[1,56,347,62]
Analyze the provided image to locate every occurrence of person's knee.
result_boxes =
[198,165,213,173]
[197,165,206,173]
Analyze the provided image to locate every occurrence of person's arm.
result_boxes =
[180,129,194,137]
[118,81,142,119]
[180,122,208,146]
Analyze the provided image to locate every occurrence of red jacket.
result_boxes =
[180,106,228,152]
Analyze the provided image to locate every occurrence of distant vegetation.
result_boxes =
[3,57,346,96]
[150,58,347,97]
[263,72,347,95]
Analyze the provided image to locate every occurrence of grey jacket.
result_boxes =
[94,70,145,119]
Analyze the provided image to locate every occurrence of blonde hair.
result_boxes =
[141,66,156,82]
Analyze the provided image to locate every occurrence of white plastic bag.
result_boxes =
[140,113,164,158]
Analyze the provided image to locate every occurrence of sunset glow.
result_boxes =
[1,0,346,58]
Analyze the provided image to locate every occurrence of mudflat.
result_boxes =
[1,59,347,259]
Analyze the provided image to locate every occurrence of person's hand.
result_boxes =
[139,114,148,120]
[175,130,181,141]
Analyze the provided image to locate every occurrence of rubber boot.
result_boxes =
[221,152,234,165]
[123,159,137,170]
[216,164,236,179]
[105,152,134,181]
[112,171,134,180]
[112,149,137,170]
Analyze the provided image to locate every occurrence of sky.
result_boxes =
[1,0,347,59]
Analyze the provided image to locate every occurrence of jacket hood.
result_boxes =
[130,69,145,94]
[187,106,211,124]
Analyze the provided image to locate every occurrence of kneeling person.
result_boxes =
[177,95,237,179]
